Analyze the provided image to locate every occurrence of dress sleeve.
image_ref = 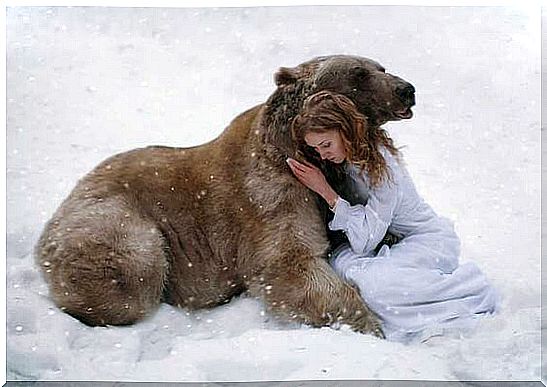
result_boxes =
[328,154,400,256]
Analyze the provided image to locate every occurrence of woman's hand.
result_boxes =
[286,158,339,208]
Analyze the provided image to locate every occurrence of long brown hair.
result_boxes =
[291,90,400,188]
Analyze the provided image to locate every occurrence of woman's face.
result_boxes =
[304,130,347,164]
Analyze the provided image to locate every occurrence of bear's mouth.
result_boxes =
[394,107,413,119]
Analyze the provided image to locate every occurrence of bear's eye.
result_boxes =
[353,66,369,78]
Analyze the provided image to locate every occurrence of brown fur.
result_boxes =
[35,55,415,336]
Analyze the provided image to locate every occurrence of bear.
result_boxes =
[35,55,415,337]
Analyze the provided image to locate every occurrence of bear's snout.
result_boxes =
[395,82,416,107]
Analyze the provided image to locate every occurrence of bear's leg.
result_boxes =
[36,204,169,326]
[247,246,384,337]
[162,214,245,310]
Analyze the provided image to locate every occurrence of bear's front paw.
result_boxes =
[353,312,385,338]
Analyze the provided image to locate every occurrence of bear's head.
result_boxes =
[261,55,415,158]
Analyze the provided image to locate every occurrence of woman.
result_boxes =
[287,90,500,343]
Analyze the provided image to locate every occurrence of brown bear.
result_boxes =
[35,55,415,337]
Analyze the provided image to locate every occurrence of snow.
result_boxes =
[5,4,542,383]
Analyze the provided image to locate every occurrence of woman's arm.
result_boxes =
[286,158,339,208]
[329,191,396,256]
[287,158,399,256]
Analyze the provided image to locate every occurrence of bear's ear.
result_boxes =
[274,67,299,86]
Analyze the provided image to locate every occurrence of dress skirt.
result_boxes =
[330,242,500,343]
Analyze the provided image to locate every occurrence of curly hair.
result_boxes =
[291,90,400,188]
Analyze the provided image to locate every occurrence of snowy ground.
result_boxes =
[6,5,541,382]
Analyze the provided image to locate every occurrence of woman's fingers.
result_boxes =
[292,168,308,181]
[292,163,307,173]
[287,158,322,191]
[292,171,308,185]
[287,158,315,173]
[290,164,317,184]
[287,159,305,174]
[300,159,318,170]
[290,167,312,186]
[287,158,303,168]
[287,161,306,179]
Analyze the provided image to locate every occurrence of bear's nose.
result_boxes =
[395,83,415,105]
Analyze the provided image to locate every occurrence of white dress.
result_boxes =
[329,149,500,343]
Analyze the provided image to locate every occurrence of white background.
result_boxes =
[5,4,541,382]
